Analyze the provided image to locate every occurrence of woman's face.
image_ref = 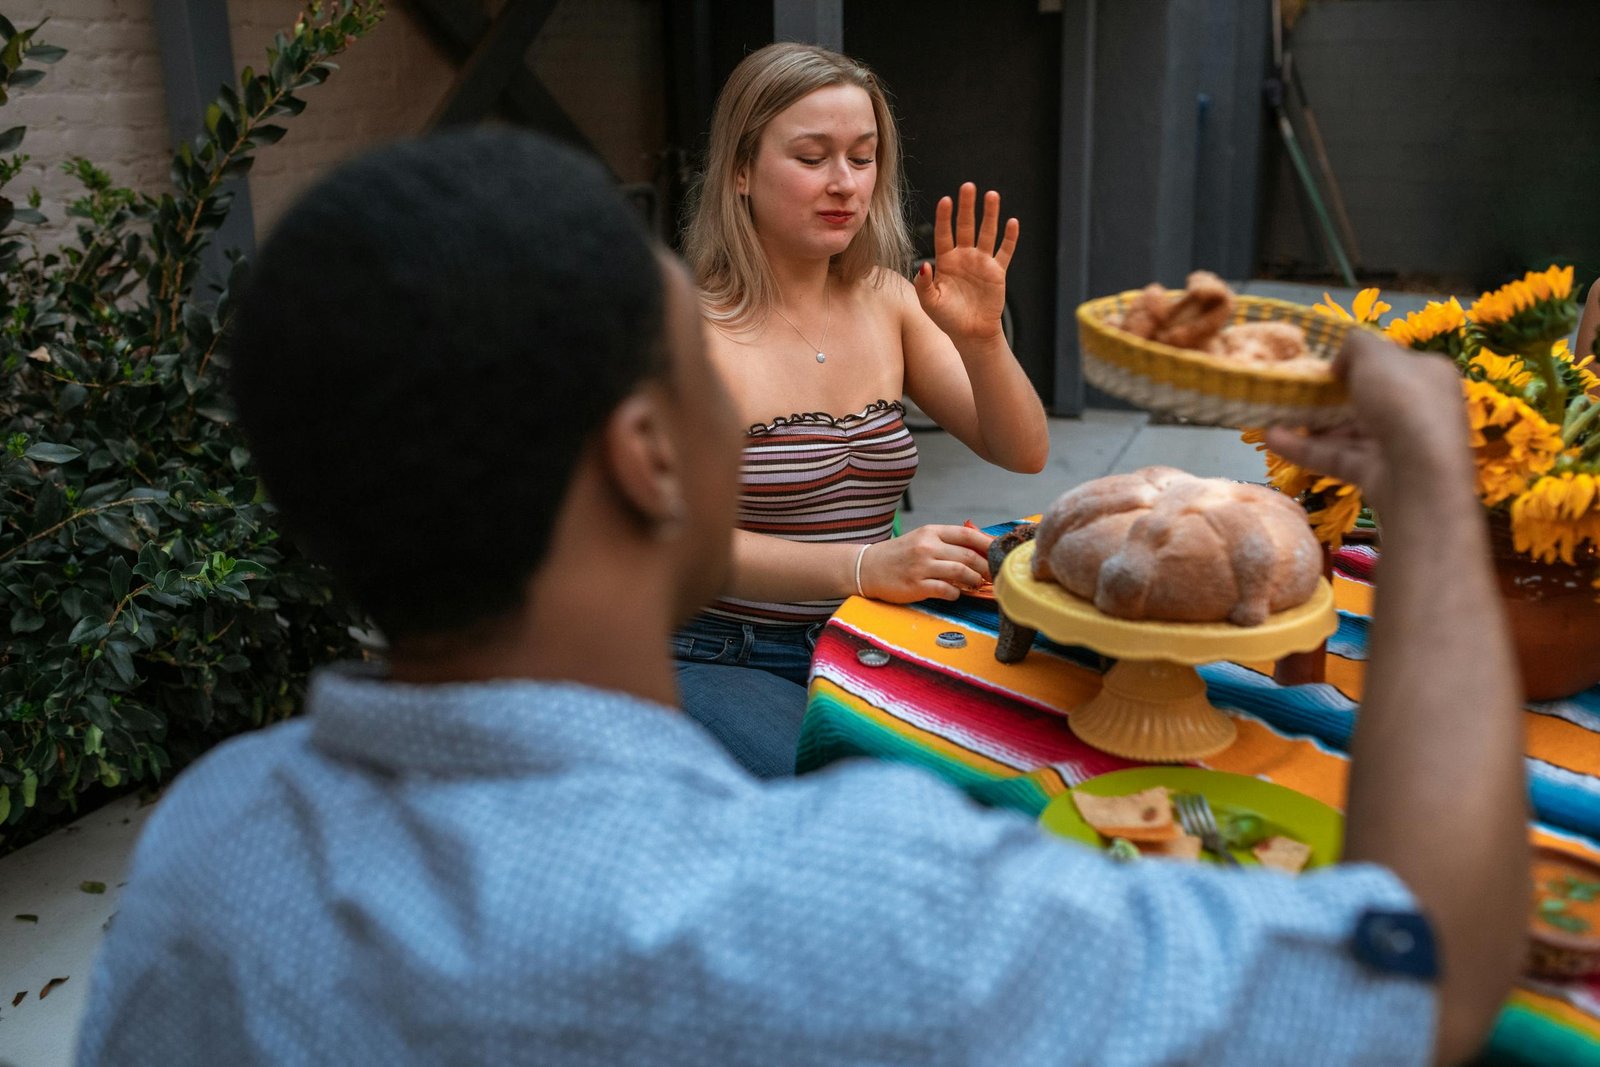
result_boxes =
[738,83,878,263]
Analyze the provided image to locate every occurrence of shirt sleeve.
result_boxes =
[759,762,1437,1067]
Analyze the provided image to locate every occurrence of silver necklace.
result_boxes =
[770,279,832,364]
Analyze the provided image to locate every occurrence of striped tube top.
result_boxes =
[705,398,918,625]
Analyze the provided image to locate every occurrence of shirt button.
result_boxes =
[1350,909,1438,982]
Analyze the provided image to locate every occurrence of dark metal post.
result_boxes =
[773,0,842,50]
[1053,0,1096,416]
[153,0,256,286]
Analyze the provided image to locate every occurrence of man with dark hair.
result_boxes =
[79,130,1525,1066]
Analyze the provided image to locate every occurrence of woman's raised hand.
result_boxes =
[858,524,994,603]
[913,182,1019,345]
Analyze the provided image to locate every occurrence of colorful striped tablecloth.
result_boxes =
[797,525,1600,1066]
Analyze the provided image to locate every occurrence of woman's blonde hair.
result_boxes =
[683,42,912,328]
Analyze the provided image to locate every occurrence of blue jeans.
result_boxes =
[672,614,825,780]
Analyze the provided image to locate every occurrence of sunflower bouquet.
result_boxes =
[1245,266,1600,594]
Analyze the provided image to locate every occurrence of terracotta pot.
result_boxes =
[1489,518,1600,702]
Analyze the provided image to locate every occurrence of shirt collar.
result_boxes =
[306,663,754,790]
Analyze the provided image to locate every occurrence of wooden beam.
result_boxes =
[406,0,607,168]
[429,0,559,127]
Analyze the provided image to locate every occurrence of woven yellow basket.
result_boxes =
[1077,291,1355,429]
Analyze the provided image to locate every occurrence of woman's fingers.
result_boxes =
[938,558,987,589]
[995,217,1020,271]
[932,544,989,579]
[976,189,1000,256]
[955,182,977,248]
[937,184,1018,264]
[933,194,955,257]
[919,579,963,602]
[929,523,993,556]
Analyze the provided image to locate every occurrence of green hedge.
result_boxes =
[0,3,383,853]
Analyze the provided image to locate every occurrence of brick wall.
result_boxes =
[3,0,170,247]
[4,0,665,249]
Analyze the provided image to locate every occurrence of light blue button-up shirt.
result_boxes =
[78,667,1434,1065]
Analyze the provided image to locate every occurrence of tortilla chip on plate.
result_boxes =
[1139,834,1204,860]
[1252,835,1313,874]
[1070,786,1181,843]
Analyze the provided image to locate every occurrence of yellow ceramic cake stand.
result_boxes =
[994,541,1337,762]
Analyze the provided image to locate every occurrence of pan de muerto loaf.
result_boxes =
[1032,467,1321,626]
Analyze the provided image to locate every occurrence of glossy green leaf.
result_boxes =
[22,442,80,463]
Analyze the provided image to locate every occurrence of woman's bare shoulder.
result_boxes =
[846,266,917,320]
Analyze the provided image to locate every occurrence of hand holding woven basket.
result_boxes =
[1076,291,1356,429]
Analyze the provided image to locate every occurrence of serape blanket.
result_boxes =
[797,524,1600,1066]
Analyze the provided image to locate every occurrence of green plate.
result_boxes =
[1038,767,1344,869]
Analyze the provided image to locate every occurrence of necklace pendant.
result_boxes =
[815,351,826,364]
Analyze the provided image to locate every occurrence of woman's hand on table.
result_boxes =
[914,182,1017,347]
[860,524,993,603]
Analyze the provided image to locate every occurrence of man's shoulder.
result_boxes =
[154,718,310,806]
[129,720,313,877]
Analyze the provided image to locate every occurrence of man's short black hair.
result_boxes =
[229,129,664,639]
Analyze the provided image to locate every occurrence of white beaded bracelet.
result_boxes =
[854,542,873,598]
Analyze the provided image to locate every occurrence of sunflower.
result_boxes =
[1468,265,1575,326]
[1466,349,1534,390]
[1554,338,1600,395]
[1468,265,1579,357]
[1383,297,1468,354]
[1306,476,1364,548]
[1241,428,1314,497]
[1314,287,1391,324]
[1511,471,1600,565]
[1461,379,1566,505]
[1240,429,1361,547]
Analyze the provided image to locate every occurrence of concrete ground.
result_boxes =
[905,410,1265,529]
[0,795,155,1067]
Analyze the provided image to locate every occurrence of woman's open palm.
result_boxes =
[914,182,1018,344]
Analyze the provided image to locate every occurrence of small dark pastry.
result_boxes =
[990,523,1039,664]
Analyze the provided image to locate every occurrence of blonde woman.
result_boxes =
[674,43,1049,777]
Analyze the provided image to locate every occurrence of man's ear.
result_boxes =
[601,388,685,536]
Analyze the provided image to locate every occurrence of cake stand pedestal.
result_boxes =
[994,541,1338,762]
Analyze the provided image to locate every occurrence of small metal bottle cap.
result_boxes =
[936,631,968,649]
[856,648,891,667]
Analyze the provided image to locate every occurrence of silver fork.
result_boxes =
[1174,793,1241,867]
